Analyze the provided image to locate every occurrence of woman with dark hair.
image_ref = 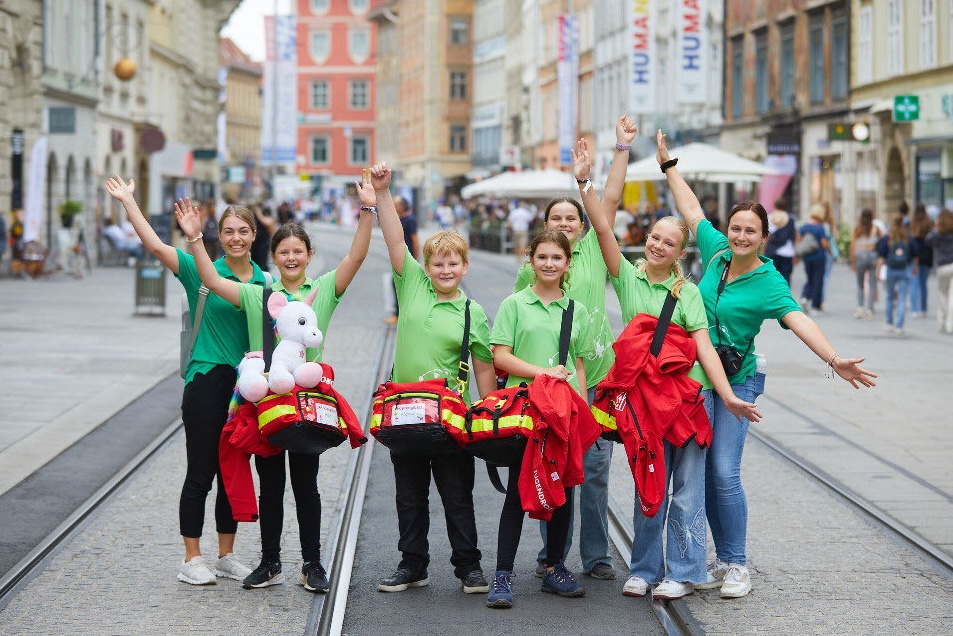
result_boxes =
[850,208,882,319]
[877,213,919,335]
[927,209,953,334]
[909,203,934,317]
[655,130,877,599]
[798,203,830,313]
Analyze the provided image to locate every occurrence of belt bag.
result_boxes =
[463,384,533,467]
[370,378,468,455]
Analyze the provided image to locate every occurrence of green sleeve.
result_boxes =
[677,283,709,332]
[490,295,518,347]
[695,219,730,277]
[514,263,533,292]
[572,303,596,359]
[467,302,494,363]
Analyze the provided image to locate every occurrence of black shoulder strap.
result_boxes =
[558,299,575,367]
[487,464,506,494]
[650,291,677,357]
[262,287,274,372]
[454,299,472,394]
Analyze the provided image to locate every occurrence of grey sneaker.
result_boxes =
[534,562,546,578]
[695,558,728,590]
[585,562,617,580]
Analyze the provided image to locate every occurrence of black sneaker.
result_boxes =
[377,567,429,592]
[242,559,284,589]
[461,568,489,594]
[301,561,330,593]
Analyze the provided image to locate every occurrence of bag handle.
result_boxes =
[453,299,472,395]
[263,287,274,372]
[558,299,574,367]
[649,291,677,358]
[187,286,210,360]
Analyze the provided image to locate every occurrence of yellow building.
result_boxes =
[220,37,262,202]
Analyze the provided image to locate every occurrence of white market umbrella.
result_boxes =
[625,142,780,183]
[461,169,579,200]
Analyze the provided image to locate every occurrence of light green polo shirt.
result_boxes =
[611,256,709,385]
[238,269,341,363]
[490,286,596,393]
[176,249,268,384]
[392,250,493,405]
[695,219,801,385]
[515,230,614,388]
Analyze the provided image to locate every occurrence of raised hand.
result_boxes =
[105,176,135,202]
[369,162,392,191]
[616,114,638,145]
[355,168,378,207]
[174,197,203,239]
[656,129,671,165]
[833,356,878,389]
[570,138,591,181]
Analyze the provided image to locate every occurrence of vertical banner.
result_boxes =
[262,15,298,165]
[676,0,708,103]
[11,128,24,210]
[23,135,47,244]
[558,14,579,165]
[628,0,657,114]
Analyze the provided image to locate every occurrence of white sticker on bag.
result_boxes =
[391,403,427,426]
[313,403,337,427]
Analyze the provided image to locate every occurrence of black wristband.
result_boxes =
[660,158,678,173]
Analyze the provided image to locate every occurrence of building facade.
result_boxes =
[296,0,377,202]
[219,36,262,202]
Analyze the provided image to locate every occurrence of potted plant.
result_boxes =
[59,199,82,228]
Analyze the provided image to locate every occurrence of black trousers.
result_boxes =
[179,365,238,538]
[390,450,482,578]
[496,464,573,572]
[255,451,322,563]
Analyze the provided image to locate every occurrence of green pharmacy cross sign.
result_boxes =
[894,95,920,122]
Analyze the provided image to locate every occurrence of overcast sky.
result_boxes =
[221,0,294,62]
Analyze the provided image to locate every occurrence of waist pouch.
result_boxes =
[370,378,467,455]
[463,385,534,466]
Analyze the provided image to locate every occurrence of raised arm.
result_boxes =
[174,197,241,306]
[105,176,179,272]
[782,311,878,388]
[369,163,407,274]
[600,114,639,228]
[334,171,376,295]
[657,130,705,236]
[573,138,622,277]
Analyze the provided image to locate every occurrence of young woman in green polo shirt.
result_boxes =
[514,116,638,582]
[655,130,877,599]
[364,162,497,596]
[577,138,760,600]
[487,228,596,607]
[106,177,265,586]
[175,191,374,594]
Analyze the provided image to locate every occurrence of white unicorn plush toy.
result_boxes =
[237,288,324,402]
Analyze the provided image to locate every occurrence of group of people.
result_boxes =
[105,115,878,610]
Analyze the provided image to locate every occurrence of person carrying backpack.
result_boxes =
[877,213,919,335]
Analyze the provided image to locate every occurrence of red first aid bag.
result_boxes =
[462,384,534,467]
[370,378,468,455]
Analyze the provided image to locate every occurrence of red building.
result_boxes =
[296,0,377,197]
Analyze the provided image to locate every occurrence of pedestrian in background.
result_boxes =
[765,199,797,287]
[174,184,374,594]
[877,213,919,336]
[366,162,496,597]
[797,204,829,313]
[819,201,840,300]
[201,200,222,260]
[105,176,264,587]
[909,203,934,317]
[250,204,277,273]
[656,130,877,599]
[507,199,536,261]
[850,208,882,320]
[514,116,638,584]
[926,208,953,334]
[385,195,419,325]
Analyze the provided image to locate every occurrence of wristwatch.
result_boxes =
[576,178,592,194]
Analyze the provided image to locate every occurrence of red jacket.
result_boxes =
[518,375,601,521]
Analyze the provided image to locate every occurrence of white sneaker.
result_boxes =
[178,556,217,585]
[214,553,252,581]
[622,575,649,597]
[720,563,751,599]
[653,579,694,599]
[695,559,728,590]
[853,307,865,319]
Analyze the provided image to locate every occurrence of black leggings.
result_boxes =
[495,464,573,572]
[255,451,322,563]
[179,365,238,538]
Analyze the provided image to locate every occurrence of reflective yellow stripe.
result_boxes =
[258,403,296,429]
[591,405,617,431]
[466,413,535,435]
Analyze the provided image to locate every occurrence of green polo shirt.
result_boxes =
[490,286,595,393]
[695,219,801,385]
[176,249,268,384]
[392,250,493,404]
[515,230,614,389]
[611,256,709,385]
[238,270,341,363]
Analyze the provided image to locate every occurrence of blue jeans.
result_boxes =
[536,386,614,572]
[885,267,909,329]
[629,440,707,584]
[909,265,931,313]
[703,372,765,566]
[801,257,826,309]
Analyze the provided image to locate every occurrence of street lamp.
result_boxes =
[851,121,870,142]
